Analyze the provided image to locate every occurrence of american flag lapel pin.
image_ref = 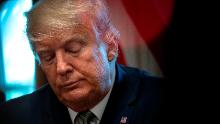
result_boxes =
[120,116,127,124]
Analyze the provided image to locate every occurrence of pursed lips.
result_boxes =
[60,79,84,91]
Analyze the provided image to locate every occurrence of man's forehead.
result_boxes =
[31,23,93,44]
[27,0,97,36]
[28,14,92,35]
[30,0,94,20]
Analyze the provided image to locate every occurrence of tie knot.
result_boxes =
[75,110,98,124]
[79,111,95,120]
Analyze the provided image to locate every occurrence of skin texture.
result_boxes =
[27,0,118,112]
[35,23,116,112]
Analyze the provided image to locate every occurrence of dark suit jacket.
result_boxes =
[0,64,170,124]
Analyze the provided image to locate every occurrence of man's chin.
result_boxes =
[60,93,92,111]
[60,90,89,103]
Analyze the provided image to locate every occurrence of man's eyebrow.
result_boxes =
[38,50,53,56]
[64,35,88,45]
[36,44,52,54]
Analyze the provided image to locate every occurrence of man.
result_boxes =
[0,0,169,124]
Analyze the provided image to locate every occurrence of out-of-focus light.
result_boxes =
[0,9,7,21]
[0,0,35,100]
[5,87,35,101]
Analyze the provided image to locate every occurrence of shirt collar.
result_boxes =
[90,84,113,120]
[68,86,113,122]
[68,70,115,123]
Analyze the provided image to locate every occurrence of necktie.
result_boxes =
[74,110,98,124]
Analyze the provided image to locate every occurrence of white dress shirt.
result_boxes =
[68,74,115,124]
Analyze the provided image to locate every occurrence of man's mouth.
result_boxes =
[60,80,83,91]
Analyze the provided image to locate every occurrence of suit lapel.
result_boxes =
[42,64,140,124]
[45,86,72,124]
[100,64,140,124]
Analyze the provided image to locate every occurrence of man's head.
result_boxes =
[26,0,120,112]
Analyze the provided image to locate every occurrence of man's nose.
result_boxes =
[56,51,72,75]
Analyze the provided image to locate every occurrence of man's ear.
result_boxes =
[107,38,118,62]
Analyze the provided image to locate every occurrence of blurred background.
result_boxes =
[0,0,176,102]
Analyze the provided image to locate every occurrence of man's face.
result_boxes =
[34,24,113,111]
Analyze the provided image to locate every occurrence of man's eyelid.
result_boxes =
[65,35,88,45]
